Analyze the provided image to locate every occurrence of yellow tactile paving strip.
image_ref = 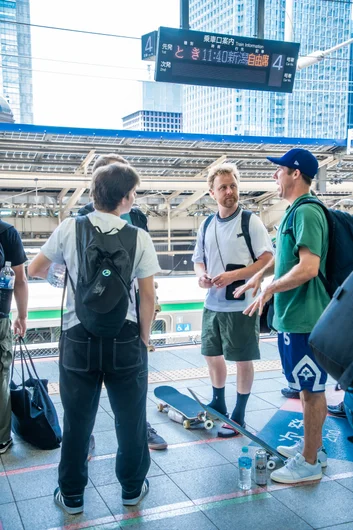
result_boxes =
[47,359,282,395]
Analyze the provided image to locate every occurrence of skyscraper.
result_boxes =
[0,0,33,123]
[183,0,350,139]
[122,81,182,132]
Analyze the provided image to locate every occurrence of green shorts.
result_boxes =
[201,308,260,361]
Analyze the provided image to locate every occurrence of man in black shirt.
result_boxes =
[0,222,28,454]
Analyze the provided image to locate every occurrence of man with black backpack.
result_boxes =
[0,222,28,454]
[29,162,160,512]
[77,153,167,452]
[192,163,274,437]
[235,148,330,484]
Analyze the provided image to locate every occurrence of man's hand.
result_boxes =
[212,271,235,289]
[233,270,263,299]
[198,274,213,289]
[14,317,27,337]
[243,287,273,317]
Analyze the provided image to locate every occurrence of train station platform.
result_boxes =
[1,339,353,530]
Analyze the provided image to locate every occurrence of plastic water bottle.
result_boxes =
[0,261,15,317]
[47,263,66,288]
[238,446,252,490]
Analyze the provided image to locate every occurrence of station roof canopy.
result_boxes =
[0,123,351,226]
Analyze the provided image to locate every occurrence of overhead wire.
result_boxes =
[0,19,140,40]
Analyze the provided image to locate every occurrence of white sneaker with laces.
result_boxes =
[270,453,322,484]
[277,439,327,468]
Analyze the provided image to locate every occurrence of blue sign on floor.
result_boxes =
[176,323,191,332]
[253,410,353,462]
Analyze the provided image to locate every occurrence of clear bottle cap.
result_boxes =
[5,261,11,267]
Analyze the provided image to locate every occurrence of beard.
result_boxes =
[222,196,237,207]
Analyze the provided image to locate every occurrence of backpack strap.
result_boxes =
[202,210,257,267]
[284,198,331,295]
[240,210,256,263]
[202,214,215,268]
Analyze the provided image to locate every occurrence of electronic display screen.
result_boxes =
[154,27,300,93]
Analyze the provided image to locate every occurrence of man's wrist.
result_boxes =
[265,281,277,296]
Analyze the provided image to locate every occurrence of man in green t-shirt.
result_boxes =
[234,148,330,485]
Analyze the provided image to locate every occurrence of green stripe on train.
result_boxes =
[27,302,204,320]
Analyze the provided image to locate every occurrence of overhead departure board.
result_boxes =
[154,27,300,93]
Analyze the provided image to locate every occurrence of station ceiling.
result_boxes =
[0,123,351,243]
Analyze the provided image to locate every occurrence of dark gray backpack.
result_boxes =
[68,216,138,338]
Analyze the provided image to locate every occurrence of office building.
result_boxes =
[183,0,350,139]
[122,81,182,132]
[0,0,33,123]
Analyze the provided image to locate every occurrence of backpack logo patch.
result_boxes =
[102,269,111,277]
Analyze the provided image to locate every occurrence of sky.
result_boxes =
[29,0,180,128]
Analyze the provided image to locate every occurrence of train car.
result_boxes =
[12,277,206,352]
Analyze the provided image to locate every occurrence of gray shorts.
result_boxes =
[201,308,260,362]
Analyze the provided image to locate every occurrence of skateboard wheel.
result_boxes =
[204,420,214,430]
[157,403,165,412]
[183,419,191,429]
[267,459,276,470]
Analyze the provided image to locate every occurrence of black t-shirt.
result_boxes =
[0,223,27,267]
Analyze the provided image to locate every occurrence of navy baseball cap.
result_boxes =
[267,148,319,179]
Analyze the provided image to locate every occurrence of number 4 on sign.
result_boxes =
[272,55,283,70]
[145,36,153,54]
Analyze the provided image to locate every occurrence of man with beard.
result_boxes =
[235,148,330,483]
[192,163,273,437]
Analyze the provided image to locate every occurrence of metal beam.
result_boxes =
[58,188,70,200]
[61,187,87,219]
[254,0,265,39]
[75,150,96,175]
[170,155,226,217]
[171,190,208,218]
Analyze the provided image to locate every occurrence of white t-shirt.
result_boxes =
[41,210,161,330]
[192,209,274,312]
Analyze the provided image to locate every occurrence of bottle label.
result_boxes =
[0,277,14,289]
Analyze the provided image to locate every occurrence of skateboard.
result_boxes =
[188,388,286,469]
[154,385,214,430]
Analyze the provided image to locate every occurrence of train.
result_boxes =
[13,277,206,349]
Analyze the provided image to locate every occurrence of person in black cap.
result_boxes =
[235,148,330,484]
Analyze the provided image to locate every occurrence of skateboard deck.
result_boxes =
[188,388,286,465]
[154,385,214,429]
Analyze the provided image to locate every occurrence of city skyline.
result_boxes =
[0,0,33,123]
[183,0,351,139]
[1,0,351,139]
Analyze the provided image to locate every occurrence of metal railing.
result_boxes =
[16,320,201,358]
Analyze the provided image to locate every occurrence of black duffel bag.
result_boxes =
[10,337,62,449]
[309,271,353,391]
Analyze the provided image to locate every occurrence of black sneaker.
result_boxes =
[327,401,347,418]
[147,422,167,450]
[281,387,300,399]
[0,438,13,454]
[122,479,149,506]
[54,487,84,515]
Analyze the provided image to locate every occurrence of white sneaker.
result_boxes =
[122,479,149,506]
[277,439,327,468]
[271,453,322,484]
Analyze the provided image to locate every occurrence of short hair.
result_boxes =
[91,162,140,212]
[92,153,129,172]
[207,163,240,190]
[287,167,312,186]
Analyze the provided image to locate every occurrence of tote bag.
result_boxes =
[10,338,62,449]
